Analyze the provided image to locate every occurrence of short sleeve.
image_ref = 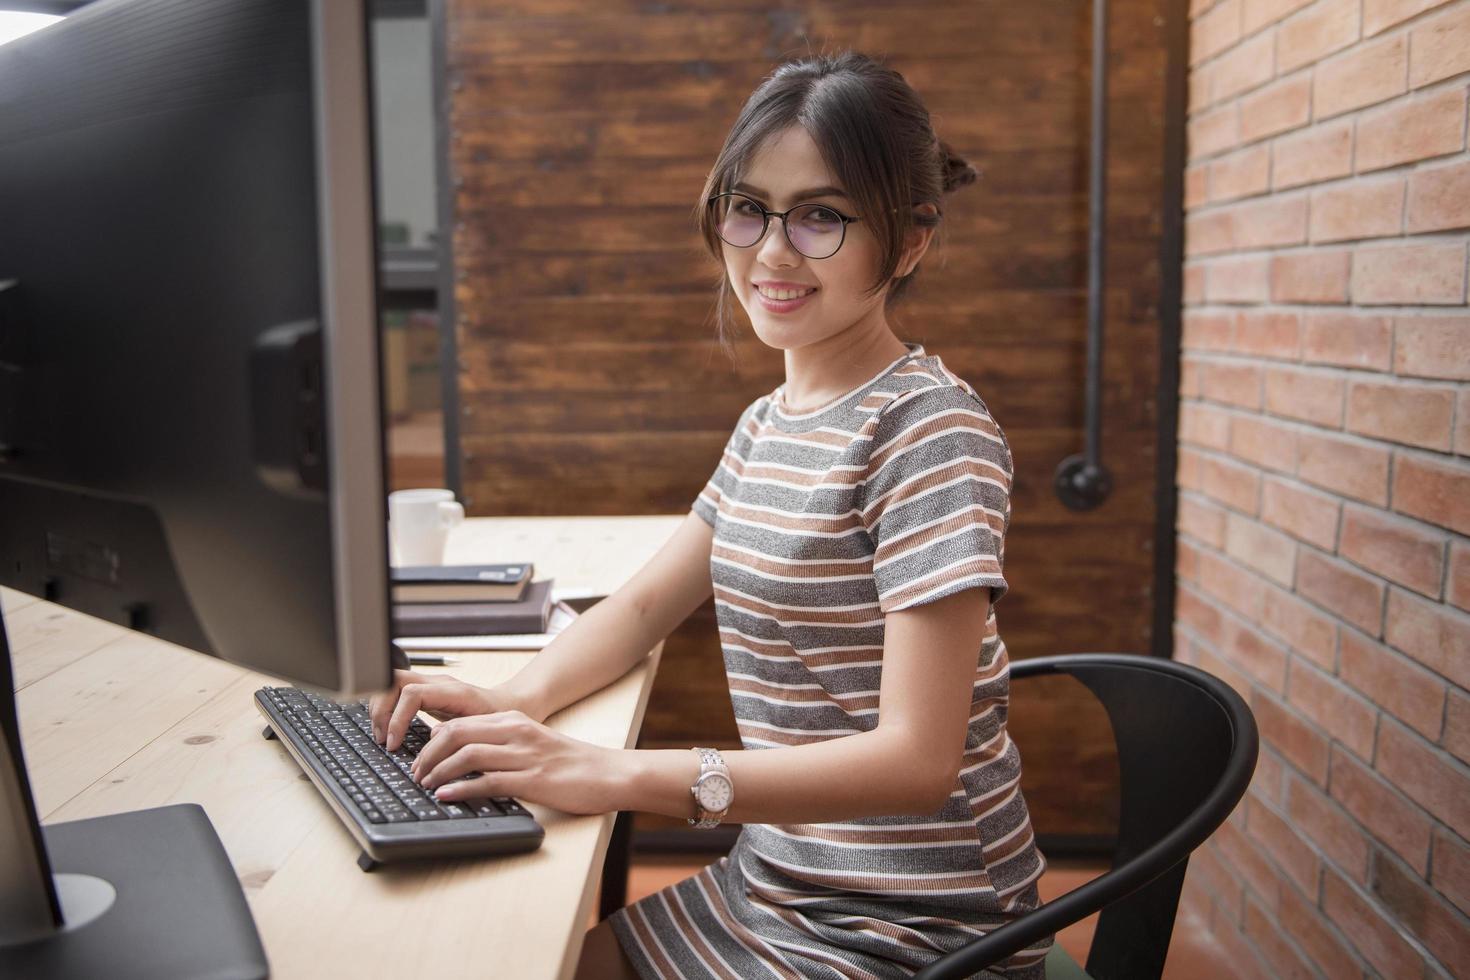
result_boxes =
[857,385,1014,614]
[692,401,759,527]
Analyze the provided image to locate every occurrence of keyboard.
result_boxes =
[255,686,544,870]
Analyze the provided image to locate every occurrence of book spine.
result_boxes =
[390,609,548,637]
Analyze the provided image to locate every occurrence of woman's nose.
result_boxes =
[755,216,801,266]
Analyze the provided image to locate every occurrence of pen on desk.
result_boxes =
[407,654,460,666]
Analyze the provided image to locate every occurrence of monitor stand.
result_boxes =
[0,606,268,979]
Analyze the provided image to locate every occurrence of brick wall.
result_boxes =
[1176,0,1469,976]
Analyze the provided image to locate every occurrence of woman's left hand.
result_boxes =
[410,710,625,816]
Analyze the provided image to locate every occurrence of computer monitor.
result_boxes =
[0,0,392,974]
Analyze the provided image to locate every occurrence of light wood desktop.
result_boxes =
[5,515,685,979]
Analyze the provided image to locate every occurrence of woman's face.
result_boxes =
[719,125,895,353]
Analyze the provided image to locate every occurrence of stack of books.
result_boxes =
[390,563,554,639]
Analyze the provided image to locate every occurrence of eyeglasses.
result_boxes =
[706,191,862,260]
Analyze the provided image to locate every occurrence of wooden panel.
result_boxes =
[448,0,1172,840]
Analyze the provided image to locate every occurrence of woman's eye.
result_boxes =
[805,207,841,224]
[732,199,763,217]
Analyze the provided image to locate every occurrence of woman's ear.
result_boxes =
[895,203,939,279]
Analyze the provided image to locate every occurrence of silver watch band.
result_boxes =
[689,746,731,829]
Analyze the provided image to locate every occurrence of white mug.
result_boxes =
[388,489,464,566]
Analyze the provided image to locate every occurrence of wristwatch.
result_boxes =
[688,747,734,829]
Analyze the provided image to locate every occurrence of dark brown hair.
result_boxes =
[695,51,978,350]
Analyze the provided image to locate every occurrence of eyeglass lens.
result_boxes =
[712,195,845,259]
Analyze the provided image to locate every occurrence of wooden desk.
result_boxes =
[4,515,684,980]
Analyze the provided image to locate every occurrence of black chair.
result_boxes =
[914,653,1258,980]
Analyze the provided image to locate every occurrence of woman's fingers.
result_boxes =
[411,713,527,782]
[368,669,423,743]
[430,769,530,803]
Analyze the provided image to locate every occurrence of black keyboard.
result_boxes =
[255,686,544,869]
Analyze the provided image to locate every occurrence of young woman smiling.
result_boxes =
[369,51,1051,979]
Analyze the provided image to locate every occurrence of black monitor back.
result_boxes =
[0,0,392,694]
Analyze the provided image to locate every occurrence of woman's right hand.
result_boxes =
[368,670,527,751]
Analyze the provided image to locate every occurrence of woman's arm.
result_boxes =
[373,512,716,748]
[501,512,717,722]
[415,585,992,823]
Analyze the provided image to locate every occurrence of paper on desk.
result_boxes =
[393,599,579,651]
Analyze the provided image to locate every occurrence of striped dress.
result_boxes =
[610,342,1051,979]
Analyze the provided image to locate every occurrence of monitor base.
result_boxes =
[0,803,268,979]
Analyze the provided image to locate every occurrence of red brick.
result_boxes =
[1393,452,1470,537]
[1184,263,1207,303]
[1270,248,1352,303]
[1208,143,1271,204]
[1243,0,1314,32]
[1263,366,1344,427]
[1207,254,1271,303]
[1181,358,1203,398]
[1322,867,1427,978]
[1356,85,1468,172]
[1262,582,1338,667]
[1278,0,1360,73]
[1188,102,1242,162]
[1296,429,1391,505]
[1287,658,1378,759]
[1191,0,1242,65]
[1198,644,1257,704]
[1240,72,1314,143]
[1199,548,1269,619]
[1260,476,1340,551]
[1352,241,1468,305]
[1216,816,1286,911]
[1178,536,1202,582]
[1189,836,1245,917]
[1183,309,1235,351]
[1252,745,1285,804]
[1179,493,1229,548]
[1255,690,1332,784]
[1272,119,1354,190]
[1339,626,1447,740]
[1314,33,1408,119]
[1231,194,1311,250]
[1364,0,1454,36]
[1451,541,1470,612]
[1186,160,1210,208]
[1376,718,1470,839]
[1210,915,1275,979]
[1277,875,1367,979]
[1201,359,1263,409]
[1246,795,1321,895]
[1178,444,1205,490]
[1309,176,1405,243]
[1228,414,1298,474]
[1186,208,1234,255]
[1393,313,1470,380]
[1300,311,1394,370]
[1232,309,1300,359]
[1242,893,1319,980]
[1178,583,1226,646]
[1287,774,1371,882]
[1407,1,1470,87]
[1199,451,1262,513]
[1339,503,1447,597]
[1457,389,1470,454]
[1331,745,1434,873]
[1225,512,1298,586]
[1431,825,1470,916]
[1347,378,1457,451]
[1369,848,1470,978]
[1297,549,1387,636]
[1225,615,1292,692]
[1408,158,1470,234]
[1446,688,1470,765]
[1385,588,1470,688]
[1214,32,1277,103]
[1179,400,1232,451]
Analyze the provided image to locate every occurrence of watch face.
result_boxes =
[696,773,733,812]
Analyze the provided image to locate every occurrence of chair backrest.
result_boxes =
[914,653,1258,980]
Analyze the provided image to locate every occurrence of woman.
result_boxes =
[370,51,1051,979]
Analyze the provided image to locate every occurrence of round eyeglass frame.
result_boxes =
[706,191,863,260]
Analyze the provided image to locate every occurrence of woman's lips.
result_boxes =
[753,283,817,314]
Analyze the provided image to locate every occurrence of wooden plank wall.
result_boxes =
[446,0,1171,840]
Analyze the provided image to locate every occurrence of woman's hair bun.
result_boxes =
[939,140,978,193]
